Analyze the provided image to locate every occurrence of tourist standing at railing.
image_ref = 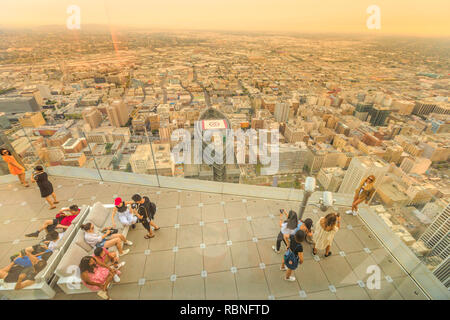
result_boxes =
[280,229,305,282]
[346,175,376,216]
[30,165,59,209]
[312,212,340,258]
[273,209,314,254]
[272,209,298,253]
[0,148,29,187]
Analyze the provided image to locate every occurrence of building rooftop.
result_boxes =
[0,174,429,300]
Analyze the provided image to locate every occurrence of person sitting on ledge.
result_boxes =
[111,197,138,229]
[79,256,118,300]
[0,250,48,290]
[25,204,80,238]
[92,247,125,271]
[80,222,132,256]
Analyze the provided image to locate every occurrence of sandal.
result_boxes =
[144,234,155,239]
[324,251,332,257]
[154,227,160,231]
[50,206,57,210]
[54,201,60,204]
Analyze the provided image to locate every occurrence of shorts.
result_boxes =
[118,212,138,226]
[95,239,107,248]
[47,217,63,232]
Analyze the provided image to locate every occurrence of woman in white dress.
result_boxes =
[312,212,340,258]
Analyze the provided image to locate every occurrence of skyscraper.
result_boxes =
[338,156,388,194]
[82,107,103,129]
[18,112,46,128]
[107,100,129,128]
[419,203,449,261]
[274,102,289,123]
[369,106,391,126]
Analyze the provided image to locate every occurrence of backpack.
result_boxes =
[149,201,156,218]
[284,248,299,269]
[141,197,157,220]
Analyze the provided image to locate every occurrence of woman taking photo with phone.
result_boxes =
[312,212,341,258]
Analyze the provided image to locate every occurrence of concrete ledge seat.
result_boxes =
[0,205,90,300]
[55,202,130,295]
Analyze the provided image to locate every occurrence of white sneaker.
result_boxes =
[284,276,296,282]
[116,261,126,269]
[97,290,109,300]
[125,241,133,246]
[272,246,280,254]
[119,249,130,257]
[352,211,358,216]
[280,265,287,271]
[113,274,121,283]
[346,210,353,215]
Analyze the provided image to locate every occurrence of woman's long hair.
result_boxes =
[286,210,298,229]
[79,256,95,273]
[324,213,337,229]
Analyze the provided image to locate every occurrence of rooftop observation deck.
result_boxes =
[0,169,430,300]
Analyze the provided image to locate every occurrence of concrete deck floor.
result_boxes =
[0,176,427,300]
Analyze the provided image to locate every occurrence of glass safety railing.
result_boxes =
[1,120,449,300]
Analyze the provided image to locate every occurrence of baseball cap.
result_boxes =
[114,197,122,206]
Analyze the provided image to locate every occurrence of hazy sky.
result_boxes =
[1,0,449,36]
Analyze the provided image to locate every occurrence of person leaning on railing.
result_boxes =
[346,175,376,216]
[0,148,29,187]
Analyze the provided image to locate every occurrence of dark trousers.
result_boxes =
[276,232,287,251]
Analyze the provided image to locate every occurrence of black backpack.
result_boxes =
[142,196,157,219]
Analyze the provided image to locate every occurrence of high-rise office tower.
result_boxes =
[274,102,289,123]
[419,203,449,261]
[369,106,391,126]
[82,107,103,129]
[338,156,388,194]
[107,100,129,128]
[420,203,450,288]
[18,112,46,128]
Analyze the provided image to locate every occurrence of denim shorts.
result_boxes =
[95,239,106,248]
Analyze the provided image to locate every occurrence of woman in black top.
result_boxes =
[280,230,305,282]
[31,166,59,209]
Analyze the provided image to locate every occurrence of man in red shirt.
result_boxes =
[25,205,80,238]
